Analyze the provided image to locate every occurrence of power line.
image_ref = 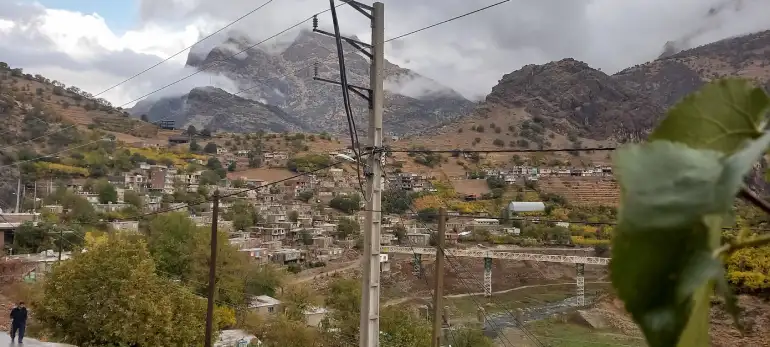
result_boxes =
[0,4,346,154]
[386,0,511,42]
[388,146,617,154]
[92,0,278,99]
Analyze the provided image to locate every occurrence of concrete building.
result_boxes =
[249,295,281,316]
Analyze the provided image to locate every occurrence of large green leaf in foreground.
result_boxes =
[611,79,770,347]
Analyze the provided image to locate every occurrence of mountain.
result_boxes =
[413,29,770,152]
[614,30,770,108]
[137,86,306,133]
[134,30,475,136]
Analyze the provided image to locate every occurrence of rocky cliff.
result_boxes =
[140,86,306,133]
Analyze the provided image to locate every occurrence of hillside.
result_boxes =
[615,29,770,108]
[139,86,307,133]
[133,29,475,136]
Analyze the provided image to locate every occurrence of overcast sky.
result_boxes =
[1,0,768,107]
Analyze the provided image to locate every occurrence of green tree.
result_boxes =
[329,195,361,214]
[228,161,237,172]
[382,189,413,214]
[300,230,313,245]
[124,190,143,208]
[200,128,212,138]
[447,327,494,347]
[204,142,218,154]
[280,284,319,322]
[393,225,407,245]
[380,308,431,347]
[200,170,221,185]
[94,179,117,204]
[336,218,360,239]
[189,139,201,152]
[288,210,299,222]
[35,235,229,346]
[186,125,197,135]
[297,190,314,203]
[244,264,286,298]
[146,213,199,279]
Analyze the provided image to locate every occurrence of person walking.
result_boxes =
[10,301,27,343]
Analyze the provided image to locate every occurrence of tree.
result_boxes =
[329,195,361,214]
[228,161,237,172]
[200,170,221,185]
[300,230,313,245]
[382,189,413,214]
[140,114,149,122]
[94,179,117,204]
[35,235,231,346]
[204,142,218,154]
[146,213,199,279]
[297,190,314,203]
[281,284,319,322]
[447,327,494,347]
[189,139,201,152]
[336,218,360,239]
[392,225,407,245]
[200,128,212,138]
[380,308,431,347]
[288,210,299,223]
[186,125,197,135]
[243,264,285,298]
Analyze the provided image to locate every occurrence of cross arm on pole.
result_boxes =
[339,0,373,19]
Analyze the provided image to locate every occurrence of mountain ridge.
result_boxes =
[133,29,475,135]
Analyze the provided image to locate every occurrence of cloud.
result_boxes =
[0,1,234,107]
[2,0,770,107]
[134,0,770,101]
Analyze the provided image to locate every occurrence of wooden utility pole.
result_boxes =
[431,207,447,347]
[204,190,220,347]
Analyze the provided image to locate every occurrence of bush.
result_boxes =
[492,139,505,147]
[475,126,485,133]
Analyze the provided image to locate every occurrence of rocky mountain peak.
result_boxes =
[483,58,663,141]
[171,28,475,135]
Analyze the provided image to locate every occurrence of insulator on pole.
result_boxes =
[313,15,319,29]
[314,62,319,77]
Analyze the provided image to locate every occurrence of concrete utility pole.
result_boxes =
[313,2,384,346]
[431,207,447,347]
[362,3,384,346]
[204,190,220,347]
[15,177,21,213]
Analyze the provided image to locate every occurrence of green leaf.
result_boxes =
[612,141,726,347]
[650,78,770,155]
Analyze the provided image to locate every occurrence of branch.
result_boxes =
[739,185,770,214]
[714,234,770,257]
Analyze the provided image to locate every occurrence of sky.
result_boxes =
[1,0,769,107]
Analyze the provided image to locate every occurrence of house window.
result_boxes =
[268,306,275,313]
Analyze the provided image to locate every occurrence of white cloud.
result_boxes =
[1,0,769,107]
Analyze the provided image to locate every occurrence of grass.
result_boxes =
[526,318,646,347]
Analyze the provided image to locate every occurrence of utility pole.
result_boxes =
[15,177,21,213]
[431,207,447,347]
[58,226,63,261]
[204,190,220,347]
[313,2,384,346]
[33,181,37,221]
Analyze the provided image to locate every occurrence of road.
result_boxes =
[289,259,361,284]
[382,281,611,307]
[0,332,74,346]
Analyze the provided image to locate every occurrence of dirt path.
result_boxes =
[289,259,361,284]
[382,281,611,307]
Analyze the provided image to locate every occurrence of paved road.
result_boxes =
[0,332,74,346]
